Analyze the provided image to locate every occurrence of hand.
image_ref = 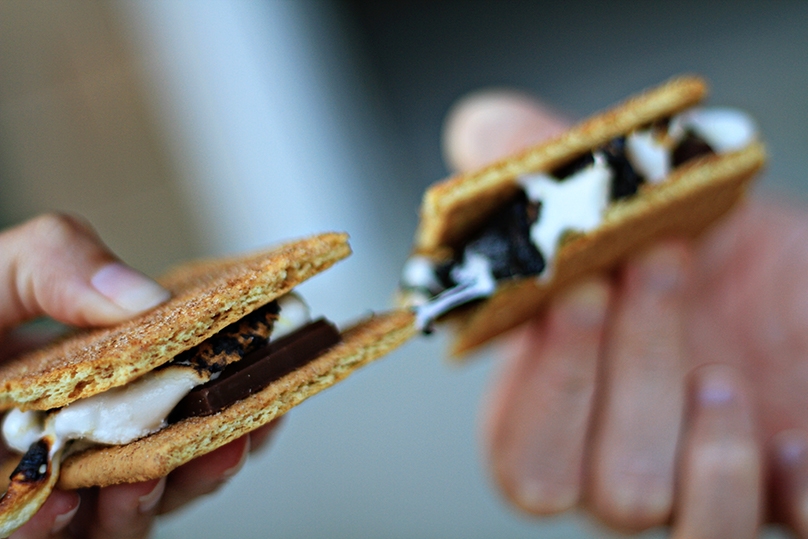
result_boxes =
[0,214,281,539]
[444,91,808,536]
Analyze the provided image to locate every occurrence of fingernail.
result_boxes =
[91,262,170,313]
[636,244,687,293]
[50,499,80,535]
[222,436,251,480]
[514,479,576,514]
[556,279,610,328]
[514,480,546,512]
[138,477,166,513]
[697,370,737,406]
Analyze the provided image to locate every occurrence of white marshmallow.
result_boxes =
[520,153,613,271]
[673,107,757,153]
[626,130,671,183]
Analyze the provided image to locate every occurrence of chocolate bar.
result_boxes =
[169,318,341,421]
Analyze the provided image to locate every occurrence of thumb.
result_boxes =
[0,213,169,332]
[442,89,570,173]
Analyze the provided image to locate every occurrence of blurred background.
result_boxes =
[1,1,806,537]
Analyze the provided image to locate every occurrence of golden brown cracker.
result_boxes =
[0,233,351,411]
[58,309,417,488]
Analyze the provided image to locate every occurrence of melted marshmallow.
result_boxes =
[671,107,757,153]
[400,255,445,307]
[3,368,203,452]
[54,367,204,445]
[2,409,43,453]
[402,256,443,295]
[274,293,311,338]
[414,253,496,331]
[626,130,670,183]
[518,153,612,272]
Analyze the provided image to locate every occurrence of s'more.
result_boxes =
[399,75,766,355]
[0,233,415,536]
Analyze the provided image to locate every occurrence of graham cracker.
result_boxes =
[58,309,416,488]
[0,233,351,411]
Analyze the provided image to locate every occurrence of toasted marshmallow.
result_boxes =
[671,107,757,153]
[626,130,671,183]
[519,152,613,271]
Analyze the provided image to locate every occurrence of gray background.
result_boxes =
[1,1,806,537]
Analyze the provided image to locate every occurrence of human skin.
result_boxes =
[0,213,280,539]
[443,90,808,537]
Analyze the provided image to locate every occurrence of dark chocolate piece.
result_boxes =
[433,261,457,292]
[10,440,50,483]
[601,136,645,201]
[463,190,545,281]
[672,132,714,166]
[552,152,595,180]
[169,318,341,421]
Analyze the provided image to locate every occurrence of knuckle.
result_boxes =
[692,439,760,480]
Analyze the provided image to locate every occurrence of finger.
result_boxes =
[587,242,690,530]
[73,478,165,539]
[672,365,762,539]
[0,213,169,331]
[159,434,250,514]
[9,489,79,539]
[486,278,610,514]
[770,429,808,536]
[442,90,569,172]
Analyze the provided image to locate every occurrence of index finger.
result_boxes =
[0,214,168,332]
